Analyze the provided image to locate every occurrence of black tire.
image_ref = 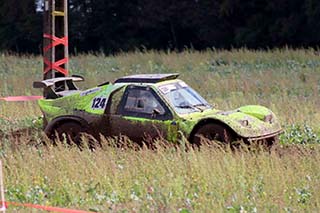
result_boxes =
[51,121,84,146]
[261,136,279,148]
[192,123,236,146]
[240,135,280,152]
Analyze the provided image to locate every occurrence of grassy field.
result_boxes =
[0,49,320,211]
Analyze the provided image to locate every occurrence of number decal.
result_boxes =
[92,97,107,109]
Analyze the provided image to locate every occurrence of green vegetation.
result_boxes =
[0,49,320,211]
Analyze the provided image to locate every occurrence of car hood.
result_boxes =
[179,105,282,139]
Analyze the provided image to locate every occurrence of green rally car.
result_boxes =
[33,73,282,146]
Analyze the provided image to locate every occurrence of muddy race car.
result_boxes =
[33,73,282,146]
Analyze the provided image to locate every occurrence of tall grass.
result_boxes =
[0,49,320,211]
[3,141,320,212]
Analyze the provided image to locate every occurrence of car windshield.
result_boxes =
[158,81,211,114]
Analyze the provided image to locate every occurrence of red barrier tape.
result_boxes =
[0,96,42,102]
[0,115,14,122]
[5,201,98,213]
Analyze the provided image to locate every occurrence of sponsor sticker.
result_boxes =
[158,84,177,94]
[80,87,101,96]
[179,81,188,88]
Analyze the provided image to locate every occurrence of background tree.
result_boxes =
[0,0,319,54]
[0,0,41,53]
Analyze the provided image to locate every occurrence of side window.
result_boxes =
[118,86,173,120]
[124,89,165,115]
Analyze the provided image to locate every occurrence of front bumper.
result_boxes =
[246,129,283,141]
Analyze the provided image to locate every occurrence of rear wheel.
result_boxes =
[51,121,84,146]
[192,123,236,147]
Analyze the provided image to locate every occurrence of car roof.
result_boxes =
[114,73,179,84]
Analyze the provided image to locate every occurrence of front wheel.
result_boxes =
[254,136,279,148]
[192,123,236,147]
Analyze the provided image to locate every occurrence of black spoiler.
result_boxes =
[33,75,84,99]
[33,75,84,89]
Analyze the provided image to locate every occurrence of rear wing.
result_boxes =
[33,75,84,99]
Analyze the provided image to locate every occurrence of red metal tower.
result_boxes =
[43,0,68,92]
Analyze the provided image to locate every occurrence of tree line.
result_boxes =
[0,0,319,54]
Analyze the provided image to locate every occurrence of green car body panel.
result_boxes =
[35,74,282,143]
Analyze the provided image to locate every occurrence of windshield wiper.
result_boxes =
[175,105,194,109]
[175,104,202,112]
[192,103,213,112]
[193,103,206,107]
[194,103,212,109]
[193,104,204,112]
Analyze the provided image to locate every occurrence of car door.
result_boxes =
[108,85,177,143]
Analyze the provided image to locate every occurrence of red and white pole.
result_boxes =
[0,161,6,212]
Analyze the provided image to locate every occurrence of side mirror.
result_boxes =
[152,108,161,115]
[151,108,162,118]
